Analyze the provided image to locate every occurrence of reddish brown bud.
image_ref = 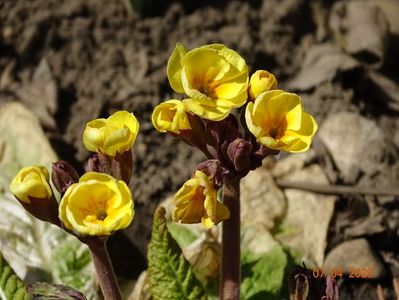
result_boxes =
[206,114,241,147]
[86,154,101,173]
[227,138,252,172]
[52,160,79,196]
[196,159,225,189]
[323,276,339,300]
[87,151,133,185]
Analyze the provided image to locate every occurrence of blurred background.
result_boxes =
[1,0,399,299]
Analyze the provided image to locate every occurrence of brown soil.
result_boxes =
[1,0,399,298]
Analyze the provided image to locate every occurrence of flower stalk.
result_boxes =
[220,175,241,300]
[86,237,122,300]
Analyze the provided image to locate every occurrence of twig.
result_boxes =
[393,277,399,300]
[376,284,385,300]
[276,180,399,197]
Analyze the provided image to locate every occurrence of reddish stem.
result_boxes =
[86,237,122,300]
[220,176,241,300]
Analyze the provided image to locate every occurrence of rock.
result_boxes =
[287,43,360,91]
[274,164,336,266]
[127,271,152,300]
[240,166,286,255]
[0,101,57,180]
[318,112,390,183]
[14,59,58,130]
[323,238,385,280]
[241,166,286,230]
[329,1,389,68]
[368,70,399,112]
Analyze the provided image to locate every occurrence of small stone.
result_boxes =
[275,164,336,266]
[323,238,385,280]
[319,112,390,183]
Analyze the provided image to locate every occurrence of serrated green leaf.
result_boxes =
[147,207,207,300]
[0,102,97,299]
[0,251,29,300]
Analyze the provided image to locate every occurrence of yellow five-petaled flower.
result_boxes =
[173,170,230,228]
[167,43,248,121]
[245,90,318,153]
[59,172,134,236]
[83,110,139,157]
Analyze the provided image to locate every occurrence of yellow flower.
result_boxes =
[245,90,318,153]
[83,110,139,157]
[9,166,52,203]
[152,99,191,134]
[167,43,248,121]
[249,70,278,99]
[173,171,230,228]
[59,172,134,236]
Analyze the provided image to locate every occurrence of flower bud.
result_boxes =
[86,151,133,185]
[196,159,224,189]
[179,113,208,150]
[227,138,252,172]
[289,273,309,300]
[9,166,60,226]
[323,276,339,300]
[249,70,278,100]
[51,160,79,196]
[86,154,101,172]
[206,114,241,147]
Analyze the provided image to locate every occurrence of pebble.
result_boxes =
[323,238,385,280]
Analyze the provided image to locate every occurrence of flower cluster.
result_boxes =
[9,110,138,237]
[152,43,318,228]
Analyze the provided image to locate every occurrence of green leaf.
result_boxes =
[167,223,199,248]
[26,282,87,299]
[0,251,29,300]
[147,207,207,300]
[241,246,287,300]
[0,102,97,299]
[50,239,96,299]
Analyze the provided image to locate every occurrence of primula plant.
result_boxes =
[8,110,139,300]
[151,43,318,299]
[3,43,334,300]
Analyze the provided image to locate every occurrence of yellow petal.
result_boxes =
[183,99,230,121]
[167,43,188,93]
[266,91,303,131]
[245,102,265,138]
[182,47,231,82]
[215,201,230,223]
[107,111,139,135]
[291,112,318,137]
[204,44,248,75]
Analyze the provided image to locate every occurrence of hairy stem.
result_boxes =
[220,176,241,300]
[86,237,122,300]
